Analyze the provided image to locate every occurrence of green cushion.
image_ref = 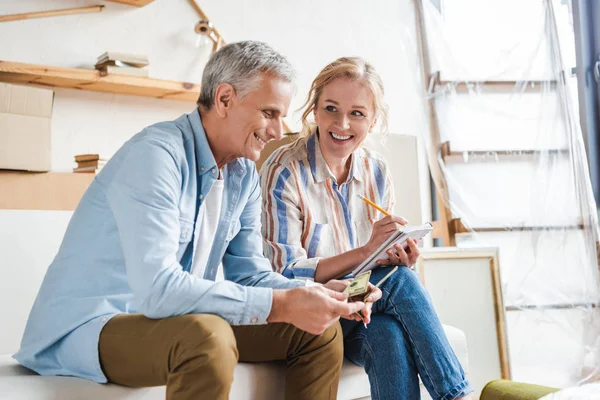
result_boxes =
[481,380,560,400]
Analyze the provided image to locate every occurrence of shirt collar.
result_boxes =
[307,131,362,184]
[188,108,245,177]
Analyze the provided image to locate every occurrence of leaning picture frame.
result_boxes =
[417,247,511,396]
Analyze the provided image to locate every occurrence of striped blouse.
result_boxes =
[260,133,395,280]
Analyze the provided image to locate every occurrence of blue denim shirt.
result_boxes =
[14,109,305,382]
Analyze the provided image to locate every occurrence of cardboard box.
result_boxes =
[0,83,54,171]
[0,171,94,211]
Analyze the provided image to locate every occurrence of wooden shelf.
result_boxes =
[0,61,200,102]
[105,0,155,6]
[0,171,94,211]
[440,141,569,164]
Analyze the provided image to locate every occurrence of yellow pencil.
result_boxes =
[356,194,390,217]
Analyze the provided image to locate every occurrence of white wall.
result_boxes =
[0,0,429,171]
[0,0,433,341]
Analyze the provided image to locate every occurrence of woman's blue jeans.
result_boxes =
[340,266,473,400]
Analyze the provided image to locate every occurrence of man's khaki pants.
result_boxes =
[99,314,344,400]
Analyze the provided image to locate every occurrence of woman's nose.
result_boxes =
[339,115,350,130]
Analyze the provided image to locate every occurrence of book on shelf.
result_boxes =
[75,160,104,168]
[95,52,149,77]
[96,52,149,68]
[74,154,106,163]
[73,166,98,173]
[97,65,149,77]
[73,154,107,173]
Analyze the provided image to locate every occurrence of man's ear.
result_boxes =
[214,83,236,118]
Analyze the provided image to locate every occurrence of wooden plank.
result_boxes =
[0,5,104,23]
[443,149,570,163]
[0,61,200,102]
[434,218,584,236]
[441,141,570,163]
[414,0,455,246]
[104,0,154,6]
[436,80,557,94]
[506,303,599,311]
[462,224,585,233]
[0,171,94,211]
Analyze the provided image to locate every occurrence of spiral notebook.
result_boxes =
[352,222,434,276]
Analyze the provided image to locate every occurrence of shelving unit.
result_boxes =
[0,61,200,102]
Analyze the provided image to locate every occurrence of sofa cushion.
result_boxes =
[0,355,369,400]
[0,324,467,400]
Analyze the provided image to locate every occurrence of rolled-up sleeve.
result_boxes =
[260,161,321,280]
[105,136,289,325]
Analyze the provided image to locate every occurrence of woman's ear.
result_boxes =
[369,116,378,133]
[214,83,236,118]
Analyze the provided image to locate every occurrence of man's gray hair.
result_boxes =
[197,41,296,109]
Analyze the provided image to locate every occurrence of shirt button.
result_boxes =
[199,194,204,200]
[200,166,205,172]
[251,317,258,324]
[212,168,216,174]
[101,317,107,323]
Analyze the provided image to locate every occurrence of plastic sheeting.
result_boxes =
[417,0,600,390]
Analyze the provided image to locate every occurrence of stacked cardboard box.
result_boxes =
[0,83,54,172]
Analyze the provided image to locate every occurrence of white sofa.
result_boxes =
[0,134,469,399]
[0,212,469,399]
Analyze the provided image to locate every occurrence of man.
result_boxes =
[14,41,366,400]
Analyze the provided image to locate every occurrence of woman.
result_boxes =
[260,57,473,400]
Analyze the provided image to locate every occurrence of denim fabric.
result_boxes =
[341,266,473,400]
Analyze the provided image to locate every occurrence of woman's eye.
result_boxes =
[351,110,365,117]
[325,105,337,112]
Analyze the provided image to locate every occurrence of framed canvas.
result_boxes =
[417,247,510,396]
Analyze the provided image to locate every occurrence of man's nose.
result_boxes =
[270,119,284,141]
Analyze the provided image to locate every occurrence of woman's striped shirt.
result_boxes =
[260,133,395,280]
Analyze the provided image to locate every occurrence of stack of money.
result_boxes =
[344,271,371,302]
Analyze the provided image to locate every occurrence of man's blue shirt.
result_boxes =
[14,109,303,382]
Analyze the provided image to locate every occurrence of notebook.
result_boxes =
[351,222,434,276]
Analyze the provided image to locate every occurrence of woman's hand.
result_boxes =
[360,283,382,324]
[360,215,408,258]
[376,238,420,269]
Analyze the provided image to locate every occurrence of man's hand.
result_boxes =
[323,279,351,293]
[268,286,365,335]
[324,280,382,325]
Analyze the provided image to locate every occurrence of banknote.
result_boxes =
[344,270,371,299]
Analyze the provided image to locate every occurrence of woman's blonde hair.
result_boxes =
[299,57,389,136]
